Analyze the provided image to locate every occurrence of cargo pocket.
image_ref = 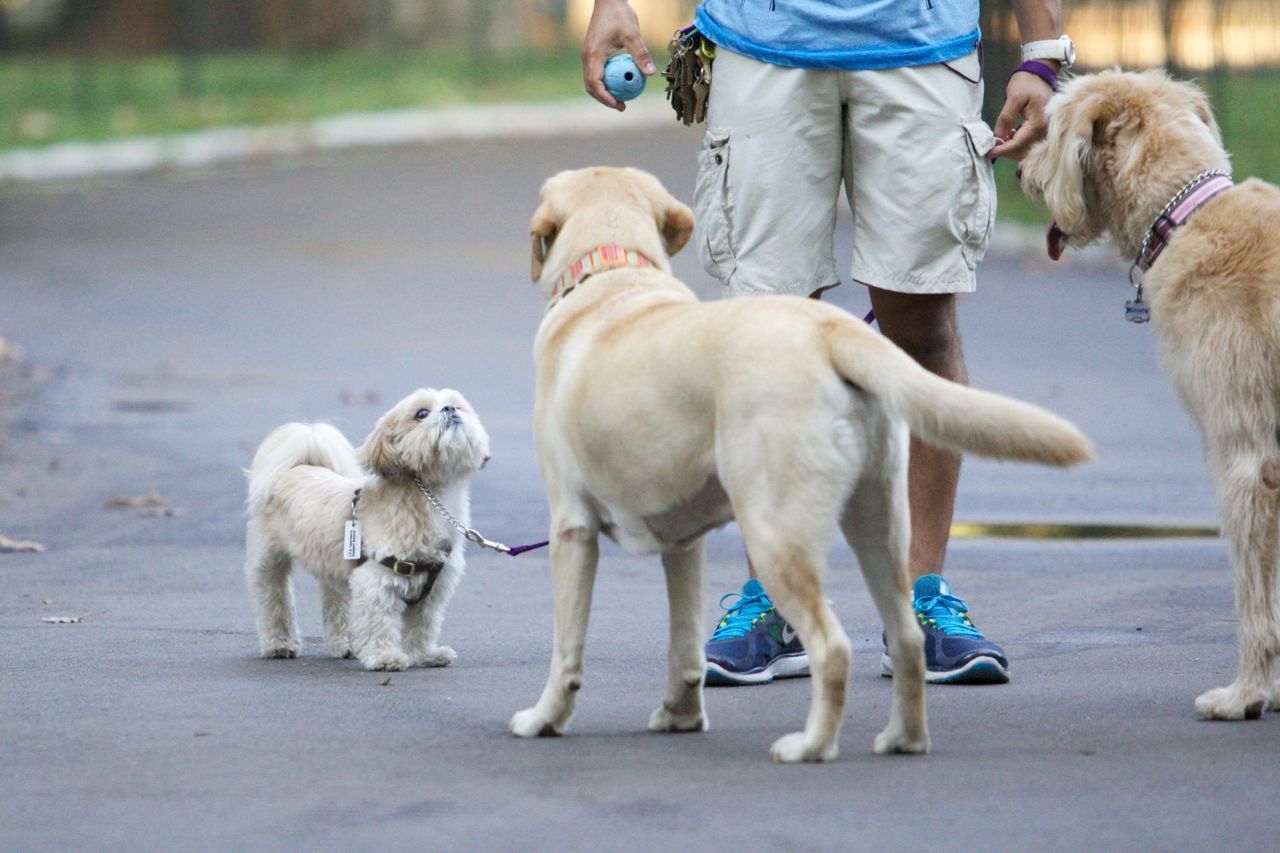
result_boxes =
[693,128,737,284]
[957,119,997,268]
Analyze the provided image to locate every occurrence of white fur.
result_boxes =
[244,388,490,671]
[1021,69,1280,720]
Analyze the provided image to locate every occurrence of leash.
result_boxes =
[413,475,549,556]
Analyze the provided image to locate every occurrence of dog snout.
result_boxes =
[441,405,456,415]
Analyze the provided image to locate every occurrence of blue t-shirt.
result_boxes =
[694,0,981,70]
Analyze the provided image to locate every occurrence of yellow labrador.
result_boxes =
[510,166,1092,762]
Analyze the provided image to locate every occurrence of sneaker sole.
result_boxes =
[880,652,1010,685]
[705,652,810,687]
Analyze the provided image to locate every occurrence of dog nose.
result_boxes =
[441,406,456,415]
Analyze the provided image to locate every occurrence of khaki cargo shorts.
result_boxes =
[693,47,998,298]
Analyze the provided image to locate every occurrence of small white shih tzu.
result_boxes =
[244,388,490,671]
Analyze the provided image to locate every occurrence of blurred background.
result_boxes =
[1,0,1278,218]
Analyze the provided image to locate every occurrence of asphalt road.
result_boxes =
[2,116,1276,851]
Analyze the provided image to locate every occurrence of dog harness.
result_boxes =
[348,487,447,605]
[550,244,654,305]
[1126,169,1233,323]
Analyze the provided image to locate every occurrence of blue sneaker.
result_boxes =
[881,574,1010,684]
[705,578,809,686]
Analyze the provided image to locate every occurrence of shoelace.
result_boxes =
[915,592,984,638]
[709,590,774,640]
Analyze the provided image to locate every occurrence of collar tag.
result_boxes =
[343,519,363,560]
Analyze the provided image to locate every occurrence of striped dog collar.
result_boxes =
[551,244,653,303]
[1135,170,1233,273]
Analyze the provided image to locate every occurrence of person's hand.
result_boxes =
[582,0,656,111]
[989,68,1057,161]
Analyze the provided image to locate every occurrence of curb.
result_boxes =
[0,96,675,184]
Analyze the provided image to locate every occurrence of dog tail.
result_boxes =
[824,316,1093,467]
[246,422,361,516]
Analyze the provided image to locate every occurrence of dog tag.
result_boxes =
[1125,298,1150,324]
[343,519,363,560]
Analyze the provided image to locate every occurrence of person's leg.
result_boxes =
[865,287,966,579]
[844,52,1008,684]
[696,48,842,685]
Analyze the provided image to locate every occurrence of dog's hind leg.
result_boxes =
[840,424,928,754]
[648,538,709,733]
[510,520,600,738]
[735,489,850,763]
[1195,450,1280,720]
[245,525,301,659]
[320,579,355,659]
[350,563,409,671]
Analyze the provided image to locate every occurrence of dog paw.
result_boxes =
[414,645,457,667]
[262,644,300,659]
[510,708,563,738]
[361,651,409,672]
[769,731,838,764]
[1195,684,1269,720]
[647,704,707,733]
[873,724,930,755]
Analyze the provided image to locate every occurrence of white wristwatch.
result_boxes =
[1021,34,1075,68]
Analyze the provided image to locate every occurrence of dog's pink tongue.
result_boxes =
[1046,221,1066,261]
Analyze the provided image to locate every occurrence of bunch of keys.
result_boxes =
[663,25,714,126]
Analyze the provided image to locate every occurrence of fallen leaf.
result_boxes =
[106,490,167,508]
[0,337,23,364]
[193,731,211,737]
[380,677,392,686]
[0,533,45,553]
[42,615,82,624]
[41,598,55,605]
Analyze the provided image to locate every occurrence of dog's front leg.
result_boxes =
[510,525,599,738]
[1196,464,1280,720]
[403,588,456,667]
[350,563,409,671]
[648,540,708,733]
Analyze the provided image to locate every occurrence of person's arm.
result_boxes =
[582,0,657,111]
[989,0,1064,160]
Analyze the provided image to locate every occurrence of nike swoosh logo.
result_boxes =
[781,625,797,644]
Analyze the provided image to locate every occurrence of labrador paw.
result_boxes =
[769,731,838,763]
[648,704,707,733]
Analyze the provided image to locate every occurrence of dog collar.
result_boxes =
[550,244,653,304]
[1134,170,1233,273]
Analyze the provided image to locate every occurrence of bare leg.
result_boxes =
[867,286,966,578]
[649,539,709,733]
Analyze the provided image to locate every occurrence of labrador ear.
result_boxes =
[530,199,561,283]
[661,200,695,257]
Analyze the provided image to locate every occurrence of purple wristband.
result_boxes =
[1013,59,1059,92]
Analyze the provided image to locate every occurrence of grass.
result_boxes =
[3,50,1279,227]
[0,47,585,150]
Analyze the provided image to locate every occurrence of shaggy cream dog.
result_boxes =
[1020,69,1280,720]
[509,166,1092,762]
[245,389,490,671]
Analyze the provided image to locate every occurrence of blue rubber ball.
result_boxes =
[603,54,646,102]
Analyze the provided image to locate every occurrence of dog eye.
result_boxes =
[414,408,431,421]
